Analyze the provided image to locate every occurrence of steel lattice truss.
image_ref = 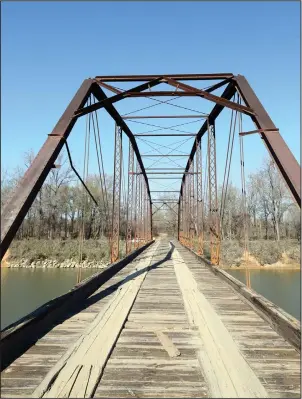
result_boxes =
[1,73,300,265]
[111,125,122,263]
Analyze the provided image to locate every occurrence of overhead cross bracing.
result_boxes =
[0,73,300,266]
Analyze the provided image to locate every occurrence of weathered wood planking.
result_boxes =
[173,245,268,398]
[34,242,160,398]
[1,238,300,398]
[1,240,154,371]
[0,243,155,398]
[94,240,209,398]
[173,240,301,399]
[179,241,301,350]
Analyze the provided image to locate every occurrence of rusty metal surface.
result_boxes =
[234,75,300,206]
[76,78,163,117]
[0,79,94,260]
[239,128,279,136]
[207,123,220,265]
[180,82,237,198]
[91,83,152,202]
[126,142,135,255]
[162,77,255,116]
[95,73,234,82]
[110,125,122,263]
[195,139,204,255]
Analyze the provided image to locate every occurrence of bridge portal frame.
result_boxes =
[1,73,300,263]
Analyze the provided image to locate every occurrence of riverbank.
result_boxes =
[1,238,300,269]
[2,259,108,269]
[217,239,300,268]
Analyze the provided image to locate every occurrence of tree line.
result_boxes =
[1,151,300,242]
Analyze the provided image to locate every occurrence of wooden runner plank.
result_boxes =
[172,245,268,398]
[32,242,159,398]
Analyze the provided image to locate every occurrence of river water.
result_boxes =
[1,267,300,330]
[227,268,300,320]
[1,268,99,330]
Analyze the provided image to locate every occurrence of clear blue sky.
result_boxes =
[2,1,300,193]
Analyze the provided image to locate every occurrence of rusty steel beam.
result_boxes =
[0,79,94,260]
[195,139,204,255]
[204,77,234,94]
[97,81,122,94]
[162,77,255,116]
[189,161,195,250]
[150,200,153,238]
[95,73,234,82]
[126,141,135,255]
[91,83,152,204]
[76,77,163,118]
[110,125,122,263]
[208,123,220,265]
[234,75,301,206]
[178,197,182,241]
[140,176,144,247]
[180,81,237,198]
[239,128,279,136]
[135,160,141,249]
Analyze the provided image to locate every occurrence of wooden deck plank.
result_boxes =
[1,238,300,398]
[0,244,158,397]
[173,240,300,398]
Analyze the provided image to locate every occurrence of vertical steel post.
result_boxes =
[142,183,146,245]
[146,194,149,242]
[207,122,220,265]
[196,139,204,255]
[139,173,142,247]
[135,160,140,249]
[149,200,152,240]
[189,161,195,250]
[182,181,186,245]
[110,125,122,263]
[185,177,189,246]
[180,196,183,243]
[126,141,134,254]
[177,197,181,241]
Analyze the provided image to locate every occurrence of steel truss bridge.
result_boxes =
[0,74,300,398]
[0,73,300,265]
